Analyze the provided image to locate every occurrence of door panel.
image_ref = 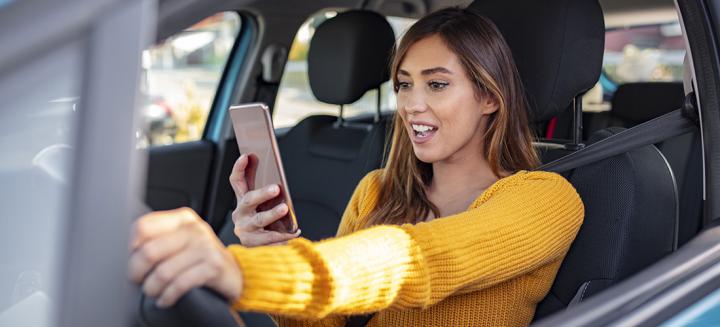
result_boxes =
[146,140,214,212]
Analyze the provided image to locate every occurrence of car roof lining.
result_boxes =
[156,0,678,41]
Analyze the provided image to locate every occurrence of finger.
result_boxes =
[246,203,288,229]
[155,263,215,308]
[141,245,204,298]
[229,154,250,203]
[131,208,198,250]
[237,184,280,215]
[129,228,191,283]
[243,230,300,246]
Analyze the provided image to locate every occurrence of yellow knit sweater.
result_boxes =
[228,170,584,327]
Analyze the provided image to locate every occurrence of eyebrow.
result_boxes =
[398,67,454,76]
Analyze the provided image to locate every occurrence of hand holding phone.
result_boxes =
[229,103,299,246]
[229,153,300,247]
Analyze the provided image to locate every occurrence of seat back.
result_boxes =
[534,128,678,318]
[278,116,390,240]
[670,59,704,246]
[470,0,682,320]
[585,81,702,246]
[277,11,396,241]
[656,128,702,247]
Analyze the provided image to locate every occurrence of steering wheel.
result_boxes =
[138,287,245,327]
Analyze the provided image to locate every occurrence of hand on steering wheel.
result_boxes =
[129,208,243,308]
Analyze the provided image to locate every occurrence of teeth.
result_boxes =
[412,124,435,132]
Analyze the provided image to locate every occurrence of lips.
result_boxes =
[409,121,438,144]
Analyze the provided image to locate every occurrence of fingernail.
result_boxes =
[296,229,302,235]
[276,203,286,213]
[268,185,278,194]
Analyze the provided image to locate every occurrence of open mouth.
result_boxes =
[411,123,438,141]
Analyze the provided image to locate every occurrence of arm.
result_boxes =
[125,170,378,314]
[269,171,379,327]
[229,171,584,319]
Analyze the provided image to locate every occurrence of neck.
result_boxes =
[428,150,498,200]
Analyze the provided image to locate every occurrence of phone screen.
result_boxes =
[229,103,298,234]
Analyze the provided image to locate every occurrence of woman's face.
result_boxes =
[396,34,498,164]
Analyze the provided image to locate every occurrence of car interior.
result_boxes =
[1,0,714,325]
[133,0,709,325]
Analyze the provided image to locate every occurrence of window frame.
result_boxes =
[204,11,257,143]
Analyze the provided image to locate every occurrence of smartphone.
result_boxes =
[229,103,298,234]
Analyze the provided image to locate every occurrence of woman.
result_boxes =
[129,7,584,326]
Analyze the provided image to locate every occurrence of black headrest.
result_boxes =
[611,82,685,123]
[469,0,605,122]
[308,11,396,105]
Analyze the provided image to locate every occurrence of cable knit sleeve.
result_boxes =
[269,171,380,327]
[228,171,583,319]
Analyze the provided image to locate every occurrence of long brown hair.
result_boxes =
[364,7,539,227]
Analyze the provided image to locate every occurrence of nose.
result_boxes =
[402,94,428,115]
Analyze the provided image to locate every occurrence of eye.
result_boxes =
[428,80,449,91]
[395,81,411,92]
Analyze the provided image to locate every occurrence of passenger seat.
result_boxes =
[584,81,701,245]
[275,11,396,241]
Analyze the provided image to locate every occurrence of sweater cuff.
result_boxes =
[227,239,333,317]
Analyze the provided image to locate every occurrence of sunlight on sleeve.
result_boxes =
[315,225,416,312]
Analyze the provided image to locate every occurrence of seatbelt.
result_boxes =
[539,105,697,172]
[344,99,698,327]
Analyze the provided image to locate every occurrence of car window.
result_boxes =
[272,10,415,129]
[660,287,720,326]
[0,40,83,327]
[139,12,241,146]
[604,22,686,84]
[582,21,686,112]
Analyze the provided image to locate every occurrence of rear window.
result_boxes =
[272,10,416,129]
[582,21,686,112]
[603,22,685,83]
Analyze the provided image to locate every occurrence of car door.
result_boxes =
[143,10,253,232]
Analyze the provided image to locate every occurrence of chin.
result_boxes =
[412,148,442,164]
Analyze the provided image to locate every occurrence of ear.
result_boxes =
[479,95,499,115]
